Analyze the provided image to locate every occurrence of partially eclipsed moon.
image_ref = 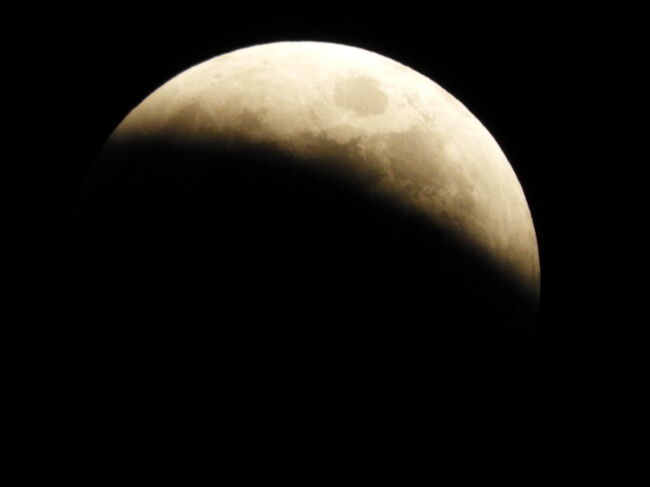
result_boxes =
[107,41,539,298]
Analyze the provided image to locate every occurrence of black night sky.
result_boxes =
[23,4,627,466]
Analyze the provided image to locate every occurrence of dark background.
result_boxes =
[22,3,628,463]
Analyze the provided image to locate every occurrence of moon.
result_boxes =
[104,41,539,297]
[70,42,540,426]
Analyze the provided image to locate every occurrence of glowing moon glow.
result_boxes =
[105,41,539,297]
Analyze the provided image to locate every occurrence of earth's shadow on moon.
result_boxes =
[66,135,538,439]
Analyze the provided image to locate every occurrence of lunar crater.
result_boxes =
[333,75,388,116]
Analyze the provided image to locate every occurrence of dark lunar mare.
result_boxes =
[63,136,538,443]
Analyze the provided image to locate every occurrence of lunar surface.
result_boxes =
[106,41,539,297]
[70,42,541,428]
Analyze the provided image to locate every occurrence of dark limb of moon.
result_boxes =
[67,135,537,436]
